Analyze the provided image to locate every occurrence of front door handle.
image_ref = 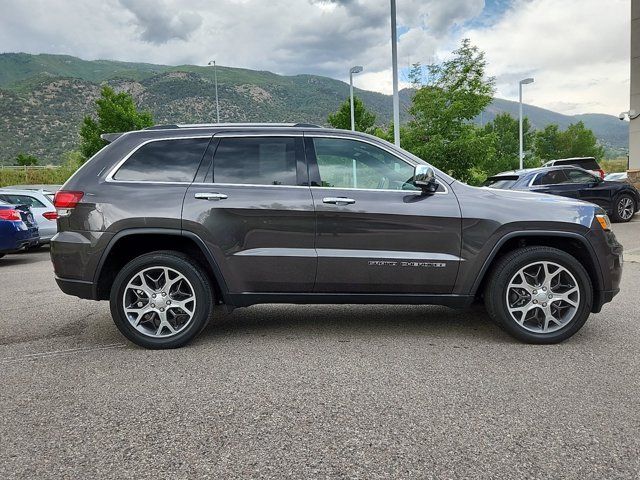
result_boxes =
[194,192,228,201]
[322,197,356,205]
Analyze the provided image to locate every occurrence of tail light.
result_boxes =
[54,191,84,217]
[597,169,605,179]
[54,191,84,209]
[0,209,21,221]
[42,211,59,220]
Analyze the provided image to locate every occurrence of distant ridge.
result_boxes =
[0,53,628,164]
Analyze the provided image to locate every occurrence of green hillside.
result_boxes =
[0,53,628,165]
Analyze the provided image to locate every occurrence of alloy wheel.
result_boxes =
[122,266,197,338]
[618,197,634,221]
[506,261,580,334]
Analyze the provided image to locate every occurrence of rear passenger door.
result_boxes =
[529,170,577,199]
[182,133,316,294]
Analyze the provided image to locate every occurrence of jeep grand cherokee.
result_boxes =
[50,124,623,348]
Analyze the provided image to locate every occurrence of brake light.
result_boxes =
[0,209,21,221]
[597,169,605,179]
[42,211,59,220]
[54,191,84,209]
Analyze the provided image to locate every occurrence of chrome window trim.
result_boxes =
[105,135,213,183]
[213,132,304,138]
[305,133,449,195]
[190,182,310,189]
[310,185,448,195]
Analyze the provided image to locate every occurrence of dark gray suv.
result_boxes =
[50,124,623,348]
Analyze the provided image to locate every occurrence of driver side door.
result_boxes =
[305,134,462,294]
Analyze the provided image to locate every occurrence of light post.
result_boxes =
[349,66,363,131]
[208,60,220,123]
[390,0,400,146]
[519,77,534,169]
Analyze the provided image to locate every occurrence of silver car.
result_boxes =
[0,188,59,244]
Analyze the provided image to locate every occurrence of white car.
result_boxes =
[0,188,59,244]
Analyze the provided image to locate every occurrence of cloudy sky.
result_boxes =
[0,0,631,115]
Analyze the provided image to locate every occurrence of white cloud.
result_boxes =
[466,0,630,114]
[0,0,631,115]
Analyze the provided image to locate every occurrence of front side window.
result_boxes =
[313,137,418,190]
[565,169,597,184]
[0,194,45,208]
[212,137,299,186]
[533,170,568,186]
[113,138,210,182]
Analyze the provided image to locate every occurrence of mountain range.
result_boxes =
[0,53,629,165]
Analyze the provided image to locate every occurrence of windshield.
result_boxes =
[482,176,519,189]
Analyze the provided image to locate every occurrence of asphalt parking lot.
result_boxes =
[1,218,639,479]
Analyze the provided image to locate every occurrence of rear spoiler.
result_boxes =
[100,133,124,144]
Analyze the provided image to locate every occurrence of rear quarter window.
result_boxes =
[113,137,210,182]
[482,177,519,189]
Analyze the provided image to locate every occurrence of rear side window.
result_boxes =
[114,138,210,182]
[533,170,569,186]
[482,176,519,189]
[211,137,299,186]
[557,158,600,170]
[0,194,46,208]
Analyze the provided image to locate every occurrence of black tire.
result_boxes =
[611,193,636,223]
[110,250,214,349]
[485,246,593,344]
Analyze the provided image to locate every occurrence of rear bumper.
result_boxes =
[55,277,96,300]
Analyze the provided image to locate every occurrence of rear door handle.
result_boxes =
[194,192,228,201]
[322,197,356,205]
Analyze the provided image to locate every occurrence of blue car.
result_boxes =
[0,199,40,259]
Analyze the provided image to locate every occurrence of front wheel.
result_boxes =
[485,246,593,344]
[611,193,636,223]
[110,251,214,349]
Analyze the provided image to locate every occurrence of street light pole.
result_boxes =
[519,77,534,169]
[390,0,400,146]
[349,66,363,131]
[208,60,220,123]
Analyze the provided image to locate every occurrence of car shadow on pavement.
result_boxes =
[0,251,48,267]
[196,303,514,345]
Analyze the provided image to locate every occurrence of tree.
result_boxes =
[559,121,604,160]
[408,62,424,88]
[402,39,496,183]
[482,113,534,174]
[533,124,563,161]
[534,121,604,161]
[15,153,39,166]
[80,86,153,159]
[327,96,376,132]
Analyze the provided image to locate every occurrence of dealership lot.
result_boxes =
[1,219,639,479]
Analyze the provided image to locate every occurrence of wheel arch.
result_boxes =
[93,228,229,303]
[471,231,603,307]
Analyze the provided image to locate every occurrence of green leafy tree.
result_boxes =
[558,121,604,160]
[533,124,563,161]
[408,62,424,88]
[534,121,604,162]
[327,96,376,132]
[482,113,534,174]
[80,86,153,159]
[402,39,496,183]
[15,153,39,166]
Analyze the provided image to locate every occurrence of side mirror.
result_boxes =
[413,165,439,194]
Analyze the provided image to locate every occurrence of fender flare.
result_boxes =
[93,228,230,302]
[469,230,604,295]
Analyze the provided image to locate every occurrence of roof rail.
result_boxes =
[145,122,323,130]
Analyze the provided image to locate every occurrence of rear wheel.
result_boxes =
[485,246,593,344]
[611,193,636,223]
[110,251,214,349]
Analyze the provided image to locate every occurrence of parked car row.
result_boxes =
[0,185,60,260]
[483,165,639,222]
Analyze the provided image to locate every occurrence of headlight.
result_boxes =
[595,214,611,231]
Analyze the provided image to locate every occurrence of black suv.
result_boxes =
[51,124,623,348]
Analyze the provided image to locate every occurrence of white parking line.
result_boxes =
[0,343,127,363]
